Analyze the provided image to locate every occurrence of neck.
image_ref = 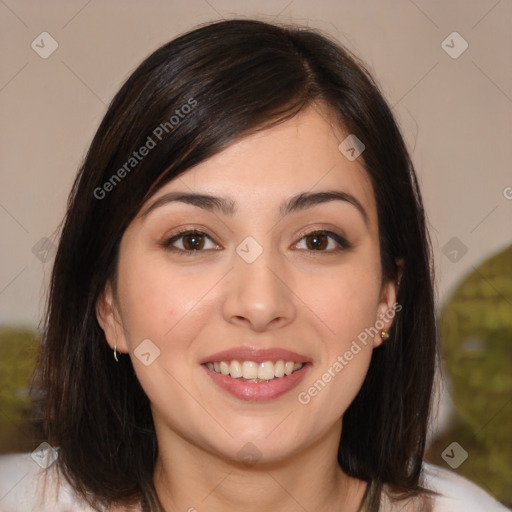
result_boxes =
[152,419,367,512]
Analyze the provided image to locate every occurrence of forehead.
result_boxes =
[142,104,377,224]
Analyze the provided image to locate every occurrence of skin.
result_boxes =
[97,103,399,512]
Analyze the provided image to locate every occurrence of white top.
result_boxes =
[0,452,509,511]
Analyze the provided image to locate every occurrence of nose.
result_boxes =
[221,247,296,332]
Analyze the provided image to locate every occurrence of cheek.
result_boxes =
[114,254,217,426]
[295,256,382,413]
[116,251,210,346]
[301,257,382,346]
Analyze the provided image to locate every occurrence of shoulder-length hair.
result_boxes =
[37,18,437,512]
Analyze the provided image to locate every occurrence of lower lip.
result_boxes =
[202,364,311,401]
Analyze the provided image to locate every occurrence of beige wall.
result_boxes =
[1,0,511,325]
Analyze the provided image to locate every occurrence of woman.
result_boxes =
[0,18,508,512]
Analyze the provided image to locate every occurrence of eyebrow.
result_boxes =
[139,189,368,225]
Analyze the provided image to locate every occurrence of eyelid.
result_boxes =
[161,225,351,255]
[161,227,221,252]
[292,228,352,251]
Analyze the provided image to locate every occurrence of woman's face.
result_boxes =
[97,104,398,465]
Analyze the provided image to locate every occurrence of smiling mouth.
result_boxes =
[203,360,306,383]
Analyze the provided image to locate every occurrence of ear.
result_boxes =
[373,260,404,348]
[96,281,129,354]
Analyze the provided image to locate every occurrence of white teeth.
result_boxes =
[274,360,285,378]
[219,361,230,375]
[242,361,258,379]
[257,361,275,380]
[206,359,305,381]
[230,360,243,378]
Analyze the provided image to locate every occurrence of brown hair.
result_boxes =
[37,18,438,511]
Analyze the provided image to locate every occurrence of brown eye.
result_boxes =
[305,232,328,250]
[182,232,206,250]
[294,230,351,252]
[163,230,220,253]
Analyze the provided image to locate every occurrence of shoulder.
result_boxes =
[421,462,510,512]
[379,462,510,512]
[0,451,97,512]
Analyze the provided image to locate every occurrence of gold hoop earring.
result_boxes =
[381,330,390,341]
[113,344,119,362]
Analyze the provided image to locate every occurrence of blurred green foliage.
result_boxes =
[0,327,40,453]
[427,244,512,506]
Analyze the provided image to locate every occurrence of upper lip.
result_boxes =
[199,346,312,365]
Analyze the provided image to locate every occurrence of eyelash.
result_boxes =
[161,228,352,256]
